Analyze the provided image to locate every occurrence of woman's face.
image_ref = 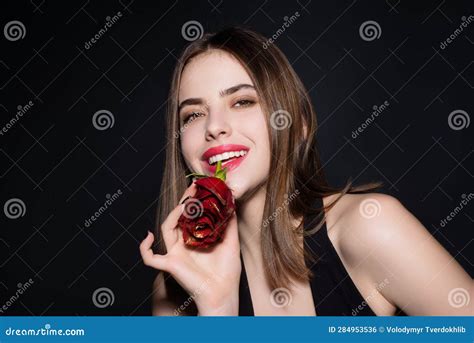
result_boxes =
[178,50,270,200]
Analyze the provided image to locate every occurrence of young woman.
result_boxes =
[140,27,473,316]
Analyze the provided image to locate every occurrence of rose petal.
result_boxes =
[195,177,235,209]
[179,176,235,248]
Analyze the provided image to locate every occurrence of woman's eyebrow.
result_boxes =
[178,83,255,113]
[218,83,255,97]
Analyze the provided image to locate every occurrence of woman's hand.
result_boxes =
[140,182,242,315]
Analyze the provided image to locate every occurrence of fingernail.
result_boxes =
[146,230,151,237]
[181,196,191,204]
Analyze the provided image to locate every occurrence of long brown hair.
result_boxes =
[155,26,382,306]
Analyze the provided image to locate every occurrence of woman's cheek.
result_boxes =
[180,137,196,172]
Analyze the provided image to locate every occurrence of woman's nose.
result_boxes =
[205,113,232,141]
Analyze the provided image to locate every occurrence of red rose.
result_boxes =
[178,162,235,249]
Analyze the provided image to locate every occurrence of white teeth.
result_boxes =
[207,150,248,165]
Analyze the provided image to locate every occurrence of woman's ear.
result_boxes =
[302,121,308,140]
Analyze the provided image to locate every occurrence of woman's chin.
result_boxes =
[227,177,266,204]
[226,178,246,200]
[228,183,242,200]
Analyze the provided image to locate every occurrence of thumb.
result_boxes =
[222,212,239,248]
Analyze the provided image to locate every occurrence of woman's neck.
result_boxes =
[235,184,267,266]
[235,184,306,268]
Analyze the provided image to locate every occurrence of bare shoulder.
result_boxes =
[322,192,410,252]
[151,272,181,316]
[152,272,198,316]
[152,271,167,299]
[322,192,473,315]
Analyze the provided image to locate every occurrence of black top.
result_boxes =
[238,196,376,316]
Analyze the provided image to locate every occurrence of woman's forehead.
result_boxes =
[178,50,253,100]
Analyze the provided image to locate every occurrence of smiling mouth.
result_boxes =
[207,150,248,166]
[204,150,249,174]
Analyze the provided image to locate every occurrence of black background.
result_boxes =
[0,0,472,315]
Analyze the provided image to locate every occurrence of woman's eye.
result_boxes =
[234,99,255,108]
[183,111,204,125]
[181,100,254,125]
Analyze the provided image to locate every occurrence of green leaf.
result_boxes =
[185,160,228,181]
[215,169,225,181]
[214,161,228,181]
[185,172,207,178]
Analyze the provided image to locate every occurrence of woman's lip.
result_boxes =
[204,151,249,174]
[202,144,249,161]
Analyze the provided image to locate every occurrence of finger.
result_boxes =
[140,231,169,271]
[178,182,197,205]
[163,182,198,233]
[160,183,198,247]
[161,204,186,247]
[221,212,239,250]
